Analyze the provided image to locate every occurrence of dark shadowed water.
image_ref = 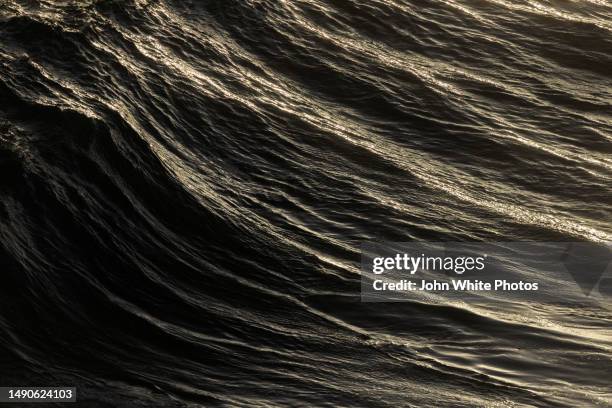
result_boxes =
[0,0,611,406]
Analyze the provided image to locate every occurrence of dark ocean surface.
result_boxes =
[0,0,611,406]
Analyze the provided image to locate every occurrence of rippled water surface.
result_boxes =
[0,0,611,406]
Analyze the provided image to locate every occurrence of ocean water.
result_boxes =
[0,0,611,406]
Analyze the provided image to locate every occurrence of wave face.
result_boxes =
[0,1,611,406]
